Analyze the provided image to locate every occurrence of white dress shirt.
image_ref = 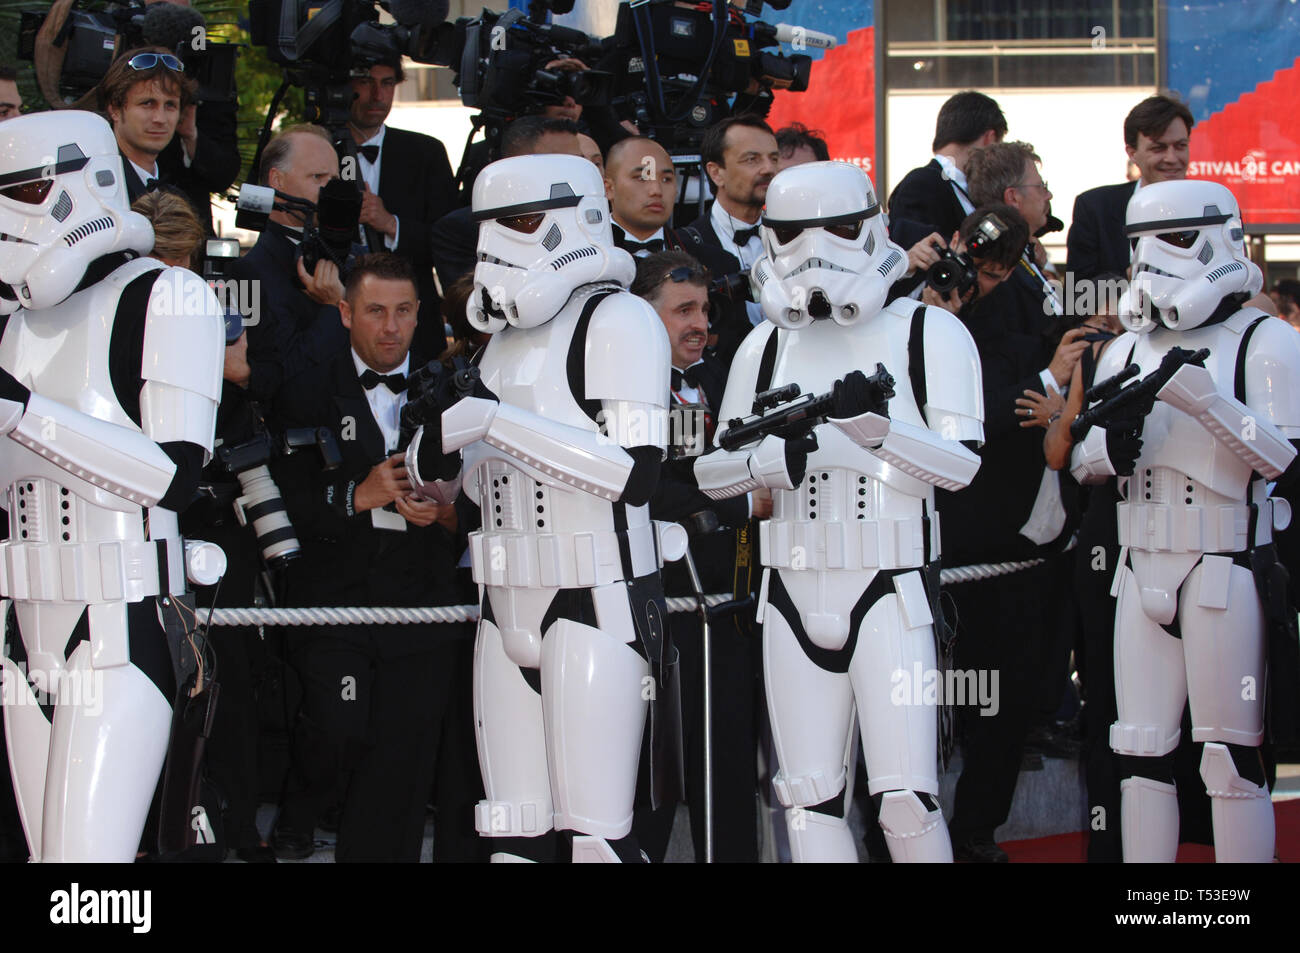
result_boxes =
[356,125,400,251]
[710,200,765,326]
[352,348,410,453]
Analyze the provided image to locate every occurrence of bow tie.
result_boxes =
[732,225,760,245]
[624,237,665,256]
[359,144,380,163]
[361,369,406,392]
[671,365,704,392]
[144,178,159,192]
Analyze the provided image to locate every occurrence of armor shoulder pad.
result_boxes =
[918,304,984,428]
[141,266,225,402]
[716,322,777,425]
[1243,315,1300,430]
[583,291,671,408]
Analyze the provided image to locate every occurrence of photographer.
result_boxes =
[130,187,277,861]
[231,124,349,410]
[269,253,473,862]
[346,56,456,359]
[929,204,1086,862]
[630,250,761,862]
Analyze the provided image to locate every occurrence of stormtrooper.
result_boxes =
[0,112,225,861]
[1071,179,1300,862]
[404,153,680,863]
[694,161,984,862]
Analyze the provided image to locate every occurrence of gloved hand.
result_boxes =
[1105,416,1144,476]
[830,366,893,420]
[411,412,462,482]
[783,432,818,487]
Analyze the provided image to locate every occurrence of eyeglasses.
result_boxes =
[1014,180,1050,193]
[127,52,184,73]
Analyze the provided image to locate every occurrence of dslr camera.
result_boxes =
[925,212,1009,297]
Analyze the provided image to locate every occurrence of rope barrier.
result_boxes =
[201,559,1043,626]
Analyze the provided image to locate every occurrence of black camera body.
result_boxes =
[925,246,979,298]
[924,212,1009,298]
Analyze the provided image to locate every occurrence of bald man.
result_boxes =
[604,137,750,369]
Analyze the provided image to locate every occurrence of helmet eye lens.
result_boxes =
[499,212,545,234]
[1,180,52,205]
[1156,229,1199,249]
[826,221,862,241]
[773,226,803,245]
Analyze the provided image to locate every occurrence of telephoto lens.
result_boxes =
[232,465,301,568]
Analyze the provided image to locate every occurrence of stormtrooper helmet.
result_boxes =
[1118,179,1261,333]
[0,111,154,314]
[468,153,635,332]
[751,161,907,330]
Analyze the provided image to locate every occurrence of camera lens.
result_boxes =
[927,261,958,295]
[234,465,300,569]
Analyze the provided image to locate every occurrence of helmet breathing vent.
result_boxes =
[1205,261,1244,283]
[62,216,113,247]
[876,250,903,277]
[550,246,598,270]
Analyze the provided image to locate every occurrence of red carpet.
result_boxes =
[1000,798,1300,862]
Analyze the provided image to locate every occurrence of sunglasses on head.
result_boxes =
[127,52,184,73]
[665,265,706,283]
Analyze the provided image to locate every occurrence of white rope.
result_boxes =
[202,593,737,627]
[202,559,1042,627]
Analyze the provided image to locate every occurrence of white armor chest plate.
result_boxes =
[1117,325,1252,554]
[763,316,934,572]
[464,291,648,589]
[0,270,158,603]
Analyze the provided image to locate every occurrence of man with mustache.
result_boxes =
[688,115,781,331]
[630,250,763,861]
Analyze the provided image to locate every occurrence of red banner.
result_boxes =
[1186,56,1300,227]
[765,26,876,181]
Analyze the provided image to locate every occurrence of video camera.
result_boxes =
[925,212,1009,298]
[235,178,362,282]
[607,0,830,151]
[18,0,237,107]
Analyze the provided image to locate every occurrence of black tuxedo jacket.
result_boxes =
[231,225,348,412]
[680,206,758,372]
[936,267,1076,564]
[372,127,457,357]
[1066,180,1137,283]
[888,159,969,242]
[272,349,466,643]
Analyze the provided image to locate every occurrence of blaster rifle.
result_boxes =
[398,357,484,451]
[718,364,895,452]
[1069,347,1210,443]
